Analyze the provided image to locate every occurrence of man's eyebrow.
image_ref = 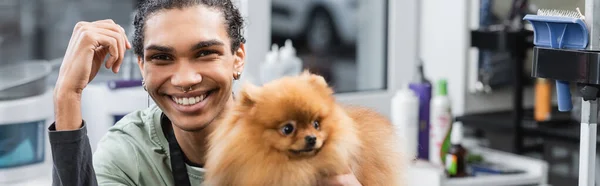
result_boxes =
[191,39,225,51]
[145,45,174,53]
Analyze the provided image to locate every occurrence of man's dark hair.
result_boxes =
[132,0,246,56]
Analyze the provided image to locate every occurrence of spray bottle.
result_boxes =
[260,44,280,85]
[429,79,453,166]
[391,85,420,160]
[279,39,303,77]
[409,62,432,160]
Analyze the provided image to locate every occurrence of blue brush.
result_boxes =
[524,8,589,112]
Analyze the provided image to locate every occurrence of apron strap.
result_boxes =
[162,114,192,186]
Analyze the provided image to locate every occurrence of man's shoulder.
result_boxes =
[104,105,165,141]
[95,105,165,158]
[92,105,169,184]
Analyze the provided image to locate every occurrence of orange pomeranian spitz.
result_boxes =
[203,71,406,186]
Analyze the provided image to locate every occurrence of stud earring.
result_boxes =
[142,79,147,91]
[234,71,242,80]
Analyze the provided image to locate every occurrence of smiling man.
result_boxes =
[49,1,362,186]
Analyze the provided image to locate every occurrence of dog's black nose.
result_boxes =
[305,135,316,147]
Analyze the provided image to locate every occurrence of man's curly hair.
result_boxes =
[132,0,246,56]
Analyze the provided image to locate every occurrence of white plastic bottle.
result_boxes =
[429,79,453,166]
[391,86,420,160]
[279,39,303,77]
[260,44,280,85]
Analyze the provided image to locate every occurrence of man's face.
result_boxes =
[138,5,245,131]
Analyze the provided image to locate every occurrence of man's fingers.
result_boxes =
[94,19,116,24]
[92,21,131,51]
[86,25,125,73]
[84,31,119,69]
[96,31,124,72]
[121,26,132,49]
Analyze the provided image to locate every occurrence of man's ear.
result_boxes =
[137,56,145,78]
[239,82,260,107]
[233,43,246,76]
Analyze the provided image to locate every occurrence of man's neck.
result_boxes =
[172,93,235,167]
[173,126,212,167]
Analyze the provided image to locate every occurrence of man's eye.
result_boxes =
[150,54,172,61]
[196,50,219,58]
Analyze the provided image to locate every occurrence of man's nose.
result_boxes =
[171,62,202,88]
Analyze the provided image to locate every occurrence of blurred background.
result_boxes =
[0,0,596,185]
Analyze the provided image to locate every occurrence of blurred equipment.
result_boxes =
[0,62,53,183]
[474,0,533,93]
[271,0,357,53]
[534,78,552,121]
[525,3,599,185]
[81,80,150,152]
[0,62,52,100]
[0,0,36,66]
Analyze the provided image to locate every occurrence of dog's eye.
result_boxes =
[313,120,320,130]
[281,123,295,135]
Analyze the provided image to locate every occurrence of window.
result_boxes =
[270,0,388,93]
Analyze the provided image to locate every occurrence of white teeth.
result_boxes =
[172,94,207,106]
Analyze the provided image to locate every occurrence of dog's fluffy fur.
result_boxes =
[203,71,406,186]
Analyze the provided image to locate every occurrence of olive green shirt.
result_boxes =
[93,105,205,185]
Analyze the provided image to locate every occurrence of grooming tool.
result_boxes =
[534,78,551,121]
[524,8,588,112]
[526,3,600,185]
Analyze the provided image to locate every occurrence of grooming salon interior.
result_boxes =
[2,0,599,185]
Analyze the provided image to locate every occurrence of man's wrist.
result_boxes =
[54,90,83,131]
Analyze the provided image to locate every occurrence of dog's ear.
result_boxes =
[302,72,334,96]
[239,82,260,107]
[301,69,312,77]
[307,74,328,89]
[299,70,326,87]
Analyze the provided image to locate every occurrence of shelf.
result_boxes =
[455,107,572,131]
[456,108,600,145]
[408,146,548,186]
[471,30,533,52]
[523,123,600,145]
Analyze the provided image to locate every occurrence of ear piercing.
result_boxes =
[142,79,147,91]
[234,71,242,80]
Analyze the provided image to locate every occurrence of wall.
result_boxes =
[232,0,271,93]
[419,0,469,116]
